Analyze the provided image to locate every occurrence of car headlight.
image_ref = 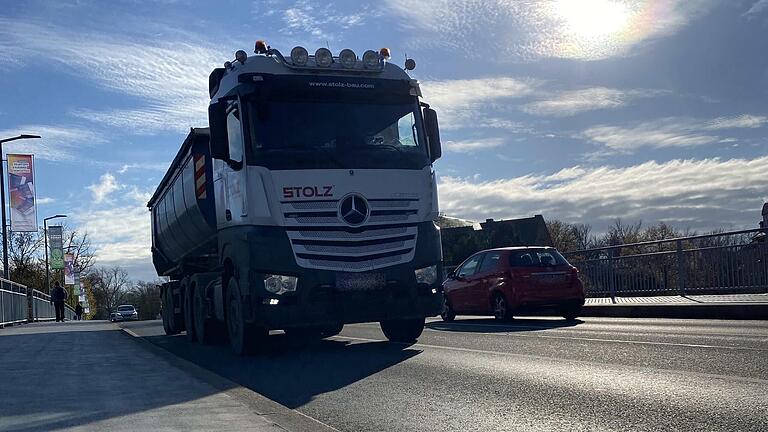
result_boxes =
[414,265,438,285]
[264,274,298,295]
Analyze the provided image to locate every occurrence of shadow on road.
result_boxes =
[145,332,422,408]
[426,317,584,333]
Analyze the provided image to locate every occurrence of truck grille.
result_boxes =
[282,199,419,272]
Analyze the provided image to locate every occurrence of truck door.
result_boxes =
[221,103,248,224]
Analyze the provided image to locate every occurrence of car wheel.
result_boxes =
[226,277,266,355]
[561,304,582,321]
[183,281,196,342]
[380,317,425,343]
[493,293,513,321]
[440,295,456,322]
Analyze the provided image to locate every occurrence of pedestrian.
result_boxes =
[75,302,84,321]
[51,281,68,322]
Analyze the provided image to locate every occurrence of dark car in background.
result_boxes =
[441,247,585,321]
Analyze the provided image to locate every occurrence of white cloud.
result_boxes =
[438,156,768,232]
[0,125,104,161]
[743,0,768,18]
[523,87,664,117]
[422,77,540,129]
[278,0,369,41]
[88,173,122,203]
[444,138,505,153]
[387,0,716,61]
[582,114,767,152]
[0,18,220,133]
[705,115,768,130]
[36,197,56,205]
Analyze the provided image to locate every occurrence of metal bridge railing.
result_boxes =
[563,228,768,298]
[1,278,77,327]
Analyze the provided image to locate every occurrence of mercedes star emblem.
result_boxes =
[339,194,369,226]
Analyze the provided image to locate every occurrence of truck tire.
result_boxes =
[380,317,425,343]
[162,287,180,335]
[183,281,196,342]
[226,278,265,355]
[194,282,225,345]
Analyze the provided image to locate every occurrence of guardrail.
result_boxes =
[0,279,28,326]
[563,228,768,298]
[1,278,77,327]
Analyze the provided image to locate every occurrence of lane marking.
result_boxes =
[356,323,768,352]
[331,334,768,385]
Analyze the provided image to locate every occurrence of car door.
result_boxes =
[467,251,503,313]
[445,253,484,313]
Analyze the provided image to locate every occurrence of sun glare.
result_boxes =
[551,0,631,38]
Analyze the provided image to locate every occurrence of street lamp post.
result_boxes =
[44,215,66,294]
[0,134,41,279]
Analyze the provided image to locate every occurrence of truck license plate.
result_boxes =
[336,272,386,291]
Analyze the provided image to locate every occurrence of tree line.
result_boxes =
[6,227,162,320]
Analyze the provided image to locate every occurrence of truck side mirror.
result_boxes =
[208,100,229,160]
[423,107,442,163]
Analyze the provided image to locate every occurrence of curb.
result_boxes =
[119,327,339,432]
[582,303,768,320]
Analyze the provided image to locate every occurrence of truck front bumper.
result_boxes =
[253,287,442,330]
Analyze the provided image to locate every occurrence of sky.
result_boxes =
[1,0,767,281]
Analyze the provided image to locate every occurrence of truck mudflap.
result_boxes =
[250,288,442,330]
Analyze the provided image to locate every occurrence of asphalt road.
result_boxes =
[123,316,768,432]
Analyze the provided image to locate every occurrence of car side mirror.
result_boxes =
[423,107,442,163]
[208,100,229,160]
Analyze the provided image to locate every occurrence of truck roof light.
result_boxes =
[315,48,333,67]
[339,49,356,68]
[362,50,380,69]
[379,47,391,60]
[290,46,309,66]
[405,58,416,71]
[255,40,268,54]
[235,50,247,64]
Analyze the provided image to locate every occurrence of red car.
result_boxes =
[441,247,585,321]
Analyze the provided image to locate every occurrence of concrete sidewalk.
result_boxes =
[0,321,333,432]
[582,293,768,319]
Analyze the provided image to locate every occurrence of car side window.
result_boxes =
[510,252,536,267]
[478,252,502,273]
[457,254,483,278]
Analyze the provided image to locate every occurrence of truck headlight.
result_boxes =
[264,274,298,295]
[414,265,438,285]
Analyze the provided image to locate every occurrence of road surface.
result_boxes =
[123,316,768,432]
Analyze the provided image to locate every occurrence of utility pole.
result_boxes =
[0,134,41,279]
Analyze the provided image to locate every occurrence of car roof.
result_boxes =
[485,246,555,252]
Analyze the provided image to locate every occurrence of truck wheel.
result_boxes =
[183,282,196,342]
[195,282,224,345]
[380,317,425,343]
[162,287,180,335]
[226,278,265,355]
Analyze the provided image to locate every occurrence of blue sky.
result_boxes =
[1,0,767,280]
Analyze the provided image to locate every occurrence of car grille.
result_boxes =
[282,198,419,272]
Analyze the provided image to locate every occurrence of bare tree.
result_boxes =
[89,266,130,318]
[64,228,96,274]
[126,280,162,320]
[8,230,45,289]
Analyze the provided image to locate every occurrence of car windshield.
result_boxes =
[509,249,569,267]
[117,306,134,312]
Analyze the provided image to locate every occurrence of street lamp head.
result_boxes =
[19,134,41,140]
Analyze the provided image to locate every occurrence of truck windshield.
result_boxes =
[246,99,430,170]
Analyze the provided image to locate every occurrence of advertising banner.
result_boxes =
[7,154,37,232]
[48,226,64,269]
[64,253,75,285]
